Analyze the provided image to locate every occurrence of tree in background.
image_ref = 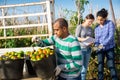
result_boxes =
[109,0,120,46]
[58,0,89,35]
[75,0,89,24]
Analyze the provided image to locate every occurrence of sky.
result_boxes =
[0,0,120,20]
[55,0,120,20]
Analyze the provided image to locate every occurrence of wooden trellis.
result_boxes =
[0,0,54,40]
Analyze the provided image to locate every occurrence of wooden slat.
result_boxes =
[0,0,53,40]
[46,0,52,35]
[0,23,48,29]
[0,34,50,39]
[0,2,46,8]
[0,12,47,19]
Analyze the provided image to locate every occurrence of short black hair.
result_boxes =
[97,8,108,18]
[54,18,68,28]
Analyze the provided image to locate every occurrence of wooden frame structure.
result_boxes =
[0,0,54,39]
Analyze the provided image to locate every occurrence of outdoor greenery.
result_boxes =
[0,0,120,79]
[0,24,120,80]
[69,25,120,80]
[67,9,120,78]
[0,27,49,48]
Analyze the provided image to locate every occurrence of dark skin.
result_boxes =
[32,21,69,43]
[53,21,69,39]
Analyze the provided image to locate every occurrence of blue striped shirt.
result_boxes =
[94,20,115,50]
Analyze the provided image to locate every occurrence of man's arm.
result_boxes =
[32,36,55,47]
[42,36,55,46]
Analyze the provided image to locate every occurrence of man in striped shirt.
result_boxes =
[32,18,82,80]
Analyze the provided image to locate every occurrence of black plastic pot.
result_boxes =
[31,54,56,79]
[25,59,37,76]
[0,59,24,80]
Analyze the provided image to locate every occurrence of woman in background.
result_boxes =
[75,14,94,80]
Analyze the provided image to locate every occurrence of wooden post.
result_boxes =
[46,0,52,37]
[109,0,120,46]
[50,0,55,22]
[49,0,55,36]
[1,8,6,37]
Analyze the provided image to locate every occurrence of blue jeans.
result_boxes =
[97,48,118,80]
[81,47,91,80]
[57,75,81,80]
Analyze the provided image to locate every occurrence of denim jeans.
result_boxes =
[81,47,91,80]
[97,48,118,80]
[57,75,81,80]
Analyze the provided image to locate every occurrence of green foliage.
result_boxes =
[87,45,120,80]
[86,26,120,79]
[0,27,48,48]
[6,29,14,36]
[86,52,111,80]
[75,0,89,14]
[69,25,120,79]
[75,0,89,24]
[0,29,3,36]
[62,0,89,27]
[115,26,120,47]
[69,26,76,36]
[69,12,78,27]
[15,38,32,47]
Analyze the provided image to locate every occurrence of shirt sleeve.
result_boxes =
[94,27,100,46]
[37,36,55,46]
[102,21,115,46]
[75,25,81,38]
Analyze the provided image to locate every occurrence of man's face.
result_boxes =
[53,22,65,38]
[97,16,106,25]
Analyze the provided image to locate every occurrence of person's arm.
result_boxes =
[75,25,81,37]
[102,21,115,46]
[77,37,88,42]
[42,36,55,46]
[75,25,87,42]
[58,40,82,71]
[35,36,55,47]
[94,27,100,46]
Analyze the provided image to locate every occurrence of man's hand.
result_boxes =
[32,36,40,43]
[31,36,42,45]
[54,66,61,76]
[31,36,46,47]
